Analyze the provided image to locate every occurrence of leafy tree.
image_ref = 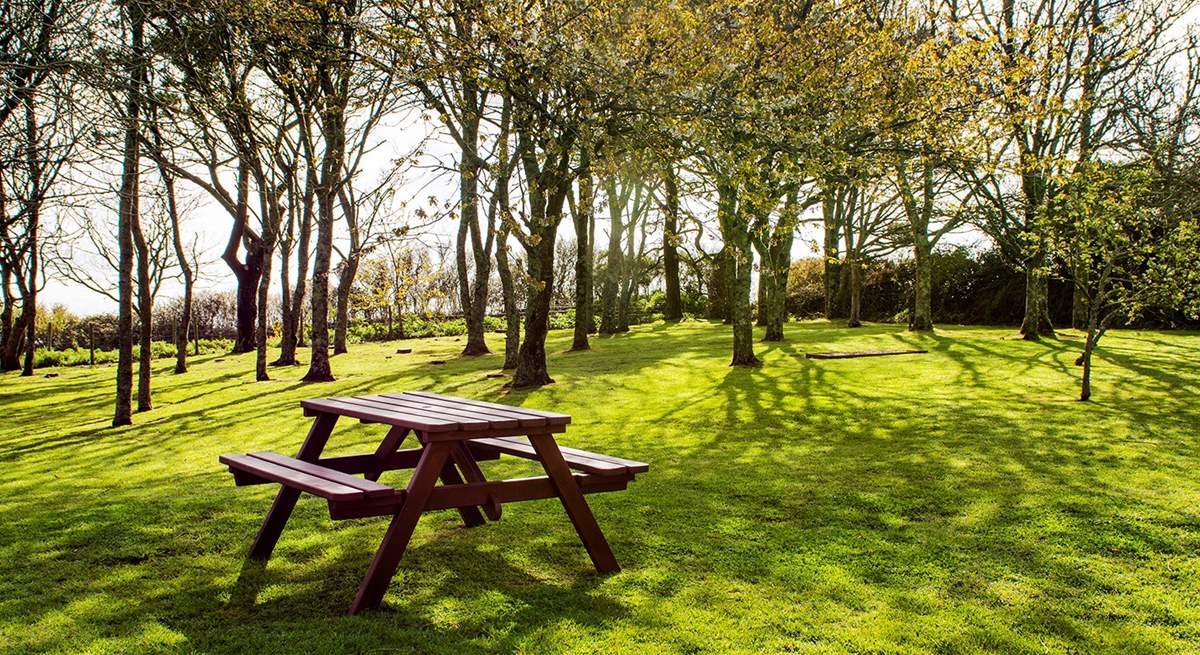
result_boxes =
[1048,162,1200,400]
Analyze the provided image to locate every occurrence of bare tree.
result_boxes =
[0,0,92,374]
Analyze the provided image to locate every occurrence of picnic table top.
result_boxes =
[301,391,572,434]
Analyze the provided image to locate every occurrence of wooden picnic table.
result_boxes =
[219,391,648,615]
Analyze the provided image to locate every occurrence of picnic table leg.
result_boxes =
[528,433,620,573]
[451,442,502,521]
[416,433,486,528]
[248,413,338,561]
[365,426,409,482]
[350,441,453,615]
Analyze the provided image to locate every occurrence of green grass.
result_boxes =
[1,321,1198,654]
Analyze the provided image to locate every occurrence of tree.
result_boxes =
[478,0,662,387]
[114,0,146,425]
[147,99,197,374]
[598,166,651,335]
[1048,163,1199,400]
[0,0,91,374]
[238,0,373,383]
[151,4,278,356]
[962,0,1187,340]
[836,181,903,327]
[386,0,515,358]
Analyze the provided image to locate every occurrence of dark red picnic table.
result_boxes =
[220,391,648,614]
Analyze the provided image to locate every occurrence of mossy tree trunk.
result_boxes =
[599,175,628,335]
[821,188,845,320]
[708,248,732,322]
[570,146,593,351]
[716,180,758,366]
[762,189,798,341]
[662,165,683,321]
[496,224,520,370]
[896,153,936,332]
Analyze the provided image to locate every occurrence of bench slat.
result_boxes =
[249,452,394,497]
[468,437,648,476]
[220,454,366,501]
[483,436,650,472]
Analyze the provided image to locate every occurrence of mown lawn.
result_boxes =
[1,321,1198,654]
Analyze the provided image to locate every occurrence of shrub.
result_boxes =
[32,339,232,369]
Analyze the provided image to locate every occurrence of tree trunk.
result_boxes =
[255,241,275,380]
[276,244,292,357]
[226,165,262,355]
[303,103,345,383]
[716,182,758,366]
[599,183,624,335]
[847,258,863,328]
[910,238,933,331]
[512,172,569,388]
[1079,320,1104,401]
[617,280,633,332]
[131,187,153,412]
[456,125,492,357]
[19,300,34,375]
[333,253,358,355]
[496,226,520,370]
[1071,284,1088,330]
[1019,258,1055,340]
[570,150,593,351]
[113,2,143,426]
[616,217,636,332]
[707,249,731,321]
[255,188,281,380]
[19,95,39,377]
[154,142,192,375]
[728,245,756,365]
[0,273,16,371]
[764,191,797,341]
[513,223,559,387]
[756,272,769,327]
[662,165,683,321]
[1017,163,1056,340]
[822,192,842,320]
[2,310,26,372]
[276,164,314,366]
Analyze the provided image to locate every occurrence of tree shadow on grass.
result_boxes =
[0,481,633,654]
[4,324,1199,653]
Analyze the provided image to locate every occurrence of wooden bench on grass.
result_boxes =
[219,391,648,615]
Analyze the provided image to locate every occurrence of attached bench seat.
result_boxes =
[467,437,650,477]
[220,452,398,502]
[220,440,647,522]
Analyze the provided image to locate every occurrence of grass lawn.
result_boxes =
[1,321,1199,654]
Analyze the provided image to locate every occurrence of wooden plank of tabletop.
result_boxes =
[333,396,493,431]
[404,391,572,425]
[389,393,552,427]
[368,394,523,429]
[301,397,459,431]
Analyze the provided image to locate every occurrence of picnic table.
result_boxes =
[219,391,649,614]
